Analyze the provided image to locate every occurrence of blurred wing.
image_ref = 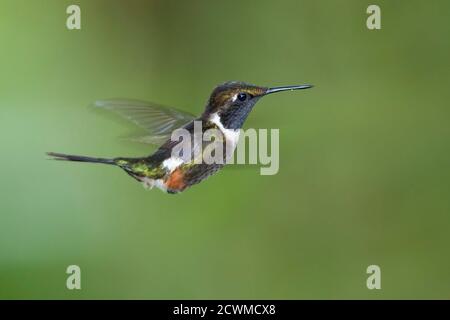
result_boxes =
[94,99,196,144]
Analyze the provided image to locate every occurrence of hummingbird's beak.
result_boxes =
[265,84,313,95]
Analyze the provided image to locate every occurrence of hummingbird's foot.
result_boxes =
[140,177,155,190]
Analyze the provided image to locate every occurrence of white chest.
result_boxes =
[209,113,241,147]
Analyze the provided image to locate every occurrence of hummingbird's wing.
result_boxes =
[94,99,197,145]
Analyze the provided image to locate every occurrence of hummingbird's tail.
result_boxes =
[46,152,116,165]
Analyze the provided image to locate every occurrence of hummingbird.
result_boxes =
[47,81,312,194]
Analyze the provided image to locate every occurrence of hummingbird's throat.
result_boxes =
[217,99,258,130]
[209,112,241,148]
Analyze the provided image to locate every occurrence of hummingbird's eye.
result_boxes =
[237,92,247,102]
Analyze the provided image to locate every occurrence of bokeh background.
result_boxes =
[1,0,449,299]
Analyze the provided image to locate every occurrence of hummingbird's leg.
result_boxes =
[141,178,155,190]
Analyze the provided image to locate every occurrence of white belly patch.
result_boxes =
[162,157,184,172]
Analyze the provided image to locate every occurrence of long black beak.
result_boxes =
[265,84,313,95]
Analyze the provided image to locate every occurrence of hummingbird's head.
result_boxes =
[202,81,313,129]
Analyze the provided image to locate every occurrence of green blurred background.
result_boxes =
[1,0,449,299]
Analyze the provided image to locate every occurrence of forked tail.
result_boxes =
[46,152,116,165]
